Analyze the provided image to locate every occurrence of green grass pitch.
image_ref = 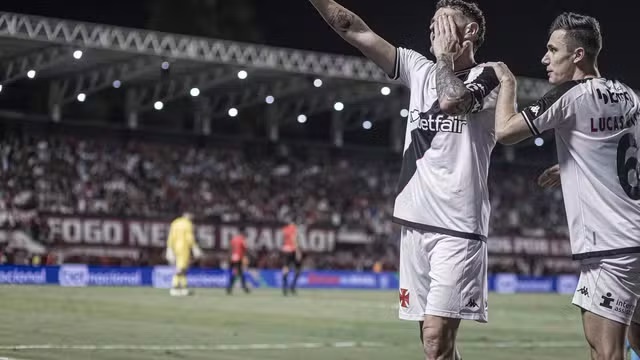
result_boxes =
[0,286,589,360]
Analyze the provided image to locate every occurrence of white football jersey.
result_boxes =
[391,48,499,240]
[521,78,640,260]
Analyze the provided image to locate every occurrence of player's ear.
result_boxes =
[463,22,479,41]
[573,47,585,64]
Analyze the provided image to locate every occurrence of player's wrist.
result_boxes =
[436,53,454,67]
[499,76,516,86]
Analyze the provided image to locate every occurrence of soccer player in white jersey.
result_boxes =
[306,0,499,358]
[485,12,640,360]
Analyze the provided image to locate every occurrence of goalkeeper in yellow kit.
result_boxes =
[165,212,202,296]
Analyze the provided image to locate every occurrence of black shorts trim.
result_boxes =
[392,216,486,242]
[572,246,640,260]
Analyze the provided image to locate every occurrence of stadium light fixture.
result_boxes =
[265,95,275,104]
[363,120,373,130]
[0,85,3,93]
[112,80,122,89]
[381,86,391,96]
[77,93,86,102]
[237,70,248,80]
[297,114,308,123]
[161,61,170,70]
[73,50,83,60]
[535,137,544,147]
[228,108,239,117]
[190,88,200,97]
[400,109,409,117]
[334,102,344,111]
[154,101,164,110]
[313,79,323,88]
[27,70,36,79]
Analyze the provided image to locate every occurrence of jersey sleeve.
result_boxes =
[464,66,501,113]
[390,47,434,88]
[520,81,583,136]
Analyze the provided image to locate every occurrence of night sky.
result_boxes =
[1,0,638,87]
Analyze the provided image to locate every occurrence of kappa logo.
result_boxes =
[399,288,410,308]
[465,298,478,308]
[576,286,589,297]
[530,105,540,116]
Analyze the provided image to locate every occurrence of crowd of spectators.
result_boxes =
[0,131,572,274]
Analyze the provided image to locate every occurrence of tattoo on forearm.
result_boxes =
[326,4,366,33]
[435,56,471,114]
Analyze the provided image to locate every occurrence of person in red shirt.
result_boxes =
[226,228,250,294]
[281,220,303,295]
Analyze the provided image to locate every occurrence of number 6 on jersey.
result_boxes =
[617,133,640,200]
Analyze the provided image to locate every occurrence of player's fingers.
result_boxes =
[537,175,545,186]
[537,172,550,186]
[538,176,549,187]
[433,17,441,38]
[438,16,447,38]
[446,15,457,37]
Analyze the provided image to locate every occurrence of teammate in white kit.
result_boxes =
[306,0,499,358]
[486,12,640,360]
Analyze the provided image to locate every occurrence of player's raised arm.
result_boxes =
[482,62,532,144]
[308,0,396,77]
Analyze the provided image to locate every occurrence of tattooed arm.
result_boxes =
[431,15,475,116]
[308,0,396,76]
[435,55,473,116]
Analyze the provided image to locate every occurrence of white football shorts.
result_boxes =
[572,254,640,325]
[398,226,488,323]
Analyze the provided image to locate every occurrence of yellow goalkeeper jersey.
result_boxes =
[167,216,195,256]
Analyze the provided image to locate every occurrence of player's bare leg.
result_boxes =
[582,310,626,360]
[420,316,461,360]
[419,322,462,359]
[627,321,640,355]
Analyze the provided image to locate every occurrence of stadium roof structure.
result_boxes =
[0,11,553,150]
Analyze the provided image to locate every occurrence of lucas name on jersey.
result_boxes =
[590,113,638,133]
[410,109,467,133]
